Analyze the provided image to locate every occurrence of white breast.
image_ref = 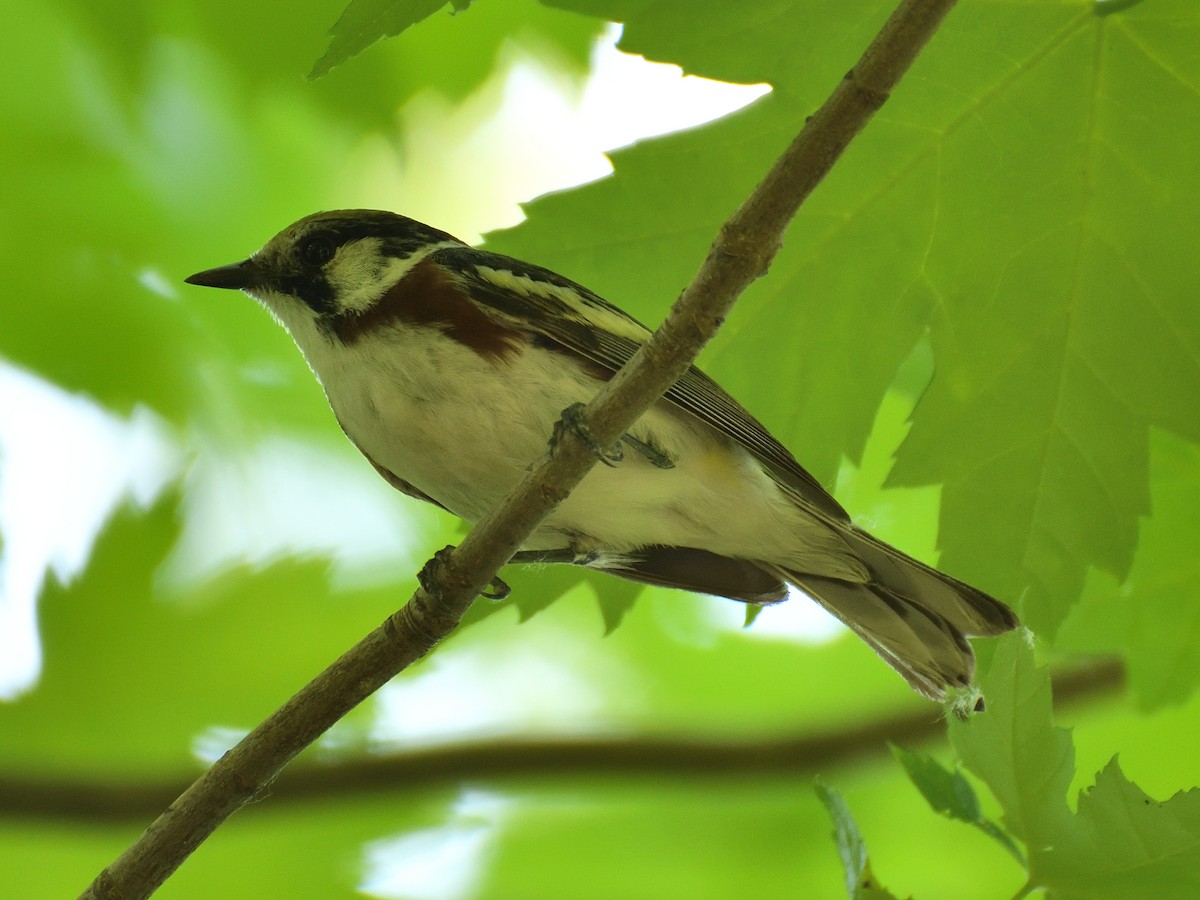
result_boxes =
[295,324,826,568]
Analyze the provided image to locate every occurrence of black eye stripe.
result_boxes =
[269,212,469,318]
[299,235,337,267]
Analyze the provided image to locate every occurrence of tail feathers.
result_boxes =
[781,529,1019,702]
[844,527,1018,637]
[782,573,976,700]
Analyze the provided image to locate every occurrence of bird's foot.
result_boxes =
[480,575,511,601]
[552,402,624,467]
[552,403,673,469]
[418,545,511,601]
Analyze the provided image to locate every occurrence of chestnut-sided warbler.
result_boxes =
[186,209,1018,702]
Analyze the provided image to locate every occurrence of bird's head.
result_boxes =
[185,209,464,337]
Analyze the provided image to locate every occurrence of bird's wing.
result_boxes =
[437,247,849,524]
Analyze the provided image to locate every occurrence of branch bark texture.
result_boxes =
[82,1,959,896]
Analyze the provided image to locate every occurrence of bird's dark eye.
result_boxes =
[299,235,336,268]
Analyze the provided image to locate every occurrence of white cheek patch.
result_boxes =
[473,266,651,344]
[329,240,462,314]
[326,238,389,314]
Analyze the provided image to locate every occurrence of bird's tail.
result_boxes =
[779,528,1018,703]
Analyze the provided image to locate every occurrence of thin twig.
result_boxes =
[82,1,959,896]
[6,659,1120,823]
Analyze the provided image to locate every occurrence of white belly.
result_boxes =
[306,327,809,564]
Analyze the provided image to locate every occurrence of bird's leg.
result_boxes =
[552,402,624,467]
[551,403,674,469]
[510,548,601,566]
[619,433,675,469]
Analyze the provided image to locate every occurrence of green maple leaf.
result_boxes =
[310,0,474,79]
[950,634,1200,898]
[815,778,904,900]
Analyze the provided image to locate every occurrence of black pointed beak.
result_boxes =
[185,259,260,290]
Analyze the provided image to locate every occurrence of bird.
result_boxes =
[186,209,1018,704]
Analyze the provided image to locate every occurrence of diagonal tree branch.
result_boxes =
[82,1,960,896]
